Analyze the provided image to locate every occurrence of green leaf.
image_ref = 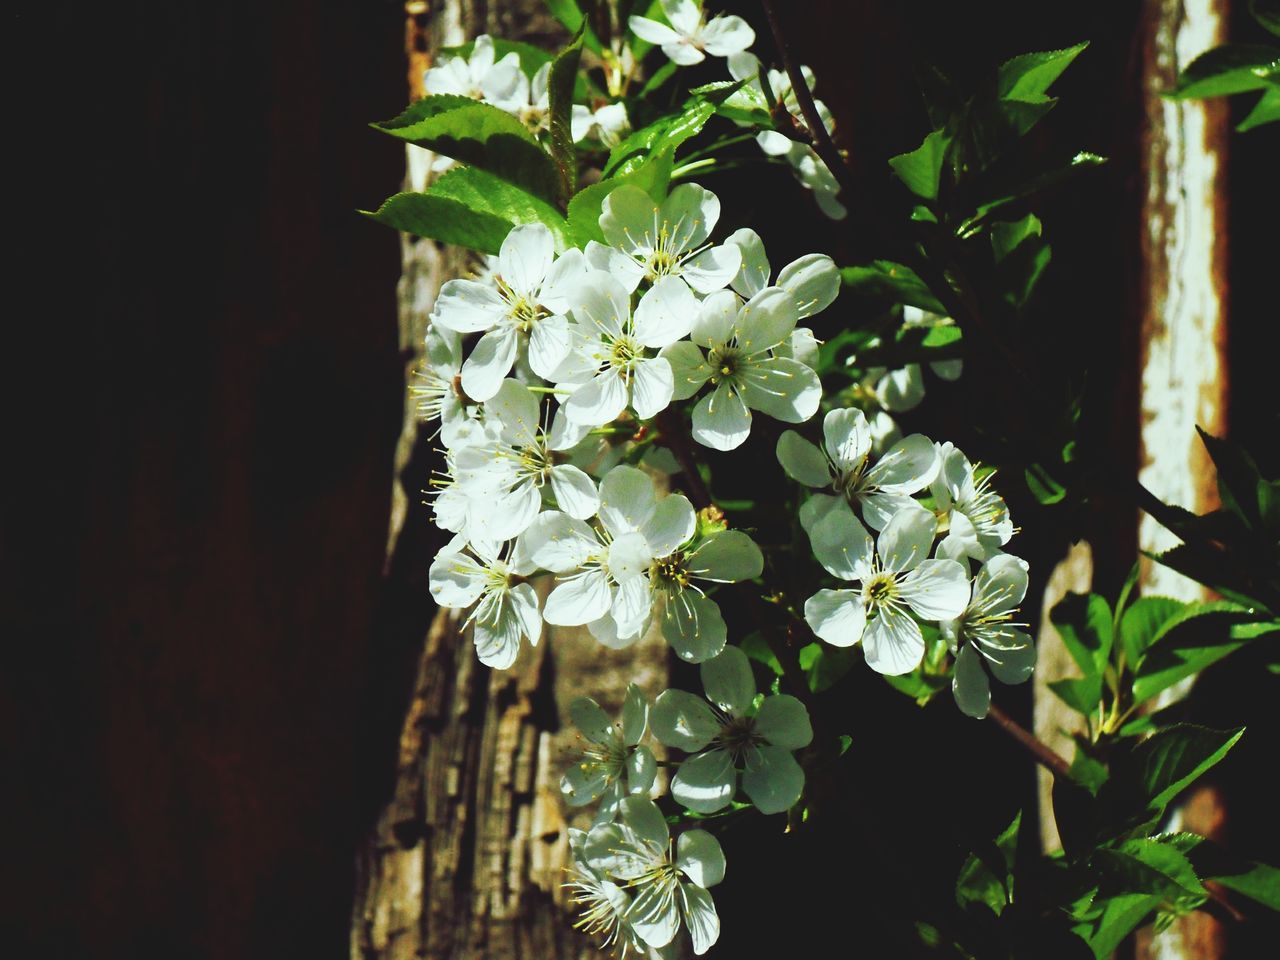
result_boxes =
[799,642,860,693]
[548,26,585,205]
[1051,593,1114,678]
[1178,833,1280,909]
[740,631,782,676]
[1119,596,1187,668]
[1025,460,1068,505]
[1197,426,1268,531]
[362,192,514,254]
[1104,724,1244,828]
[1167,43,1280,99]
[998,42,1090,101]
[1130,601,1259,704]
[959,152,1107,237]
[1093,839,1207,906]
[544,0,604,54]
[1068,746,1110,795]
[1253,0,1280,37]
[1050,676,1104,716]
[566,150,674,245]
[1079,893,1162,958]
[956,812,1021,916]
[373,96,561,202]
[1239,83,1280,130]
[888,129,950,201]
[604,80,747,177]
[840,261,947,313]
[990,214,1042,262]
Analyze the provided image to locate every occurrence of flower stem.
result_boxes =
[986,703,1072,779]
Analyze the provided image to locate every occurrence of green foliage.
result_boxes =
[888,129,950,201]
[605,81,748,178]
[548,26,586,205]
[372,96,561,202]
[566,151,674,244]
[1166,2,1280,131]
[839,261,946,313]
[362,165,575,254]
[544,0,604,55]
[955,811,1020,917]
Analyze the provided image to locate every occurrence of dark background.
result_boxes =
[5,1,1275,958]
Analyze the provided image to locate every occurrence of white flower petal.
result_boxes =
[975,553,1030,613]
[741,744,805,814]
[662,591,727,663]
[510,582,542,646]
[498,223,554,295]
[628,745,658,794]
[473,611,522,669]
[682,883,721,956]
[527,313,571,380]
[726,227,770,299]
[561,758,610,806]
[428,552,486,608]
[868,433,941,493]
[571,696,615,743]
[899,558,970,621]
[862,608,926,675]
[630,357,675,419]
[628,15,682,47]
[660,183,719,254]
[432,279,504,333]
[740,357,822,423]
[629,881,681,949]
[691,289,741,348]
[677,829,726,888]
[754,695,813,749]
[735,286,797,352]
[661,341,713,400]
[823,407,872,472]
[634,276,698,347]
[876,502,938,573]
[564,369,629,426]
[549,464,599,519]
[598,465,659,536]
[610,572,653,635]
[982,629,1037,686]
[776,430,833,488]
[651,689,720,751]
[671,749,737,813]
[804,589,867,647]
[571,268,631,338]
[599,185,659,256]
[545,570,614,625]
[642,494,696,557]
[777,253,840,320]
[700,14,755,56]
[689,530,763,582]
[522,510,596,572]
[953,643,992,719]
[460,327,518,402]
[622,683,649,747]
[682,244,742,294]
[692,385,751,451]
[877,364,926,412]
[807,503,875,581]
[700,645,755,716]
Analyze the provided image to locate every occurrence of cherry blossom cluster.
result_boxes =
[778,411,1036,716]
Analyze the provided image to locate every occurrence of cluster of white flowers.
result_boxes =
[778,409,1035,715]
[424,34,630,147]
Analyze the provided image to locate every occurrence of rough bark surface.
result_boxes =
[352,4,670,958]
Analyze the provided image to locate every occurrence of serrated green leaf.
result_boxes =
[840,261,947,313]
[548,26,585,205]
[1131,601,1258,704]
[998,42,1090,101]
[1167,43,1280,99]
[373,96,561,202]
[566,150,673,245]
[362,191,514,254]
[1069,747,1109,794]
[1094,839,1207,906]
[604,80,747,177]
[1238,83,1280,130]
[889,129,950,201]
[1079,893,1162,958]
[1178,833,1280,909]
[1119,596,1188,668]
[1197,426,1268,530]
[1105,724,1244,827]
[1050,676,1104,716]
[1051,593,1114,677]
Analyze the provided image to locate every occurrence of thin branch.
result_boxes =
[987,703,1072,779]
[654,408,712,510]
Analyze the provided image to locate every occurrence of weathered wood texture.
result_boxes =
[352,5,670,958]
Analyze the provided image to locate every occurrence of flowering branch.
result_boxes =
[986,703,1072,779]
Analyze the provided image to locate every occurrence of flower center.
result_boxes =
[606,334,643,373]
[864,573,899,612]
[651,551,691,589]
[707,346,743,385]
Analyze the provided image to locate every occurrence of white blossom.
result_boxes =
[562,684,658,821]
[652,647,813,814]
[522,465,695,646]
[573,101,631,146]
[650,529,763,662]
[424,34,526,113]
[586,183,741,295]
[565,827,652,957]
[428,536,540,669]
[411,326,472,446]
[661,288,822,450]
[943,554,1036,718]
[931,442,1014,564]
[431,224,587,401]
[584,796,724,954]
[777,407,940,531]
[629,0,755,67]
[555,271,698,427]
[803,503,970,675]
[450,379,599,539]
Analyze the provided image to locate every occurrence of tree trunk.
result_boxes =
[350,5,671,958]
